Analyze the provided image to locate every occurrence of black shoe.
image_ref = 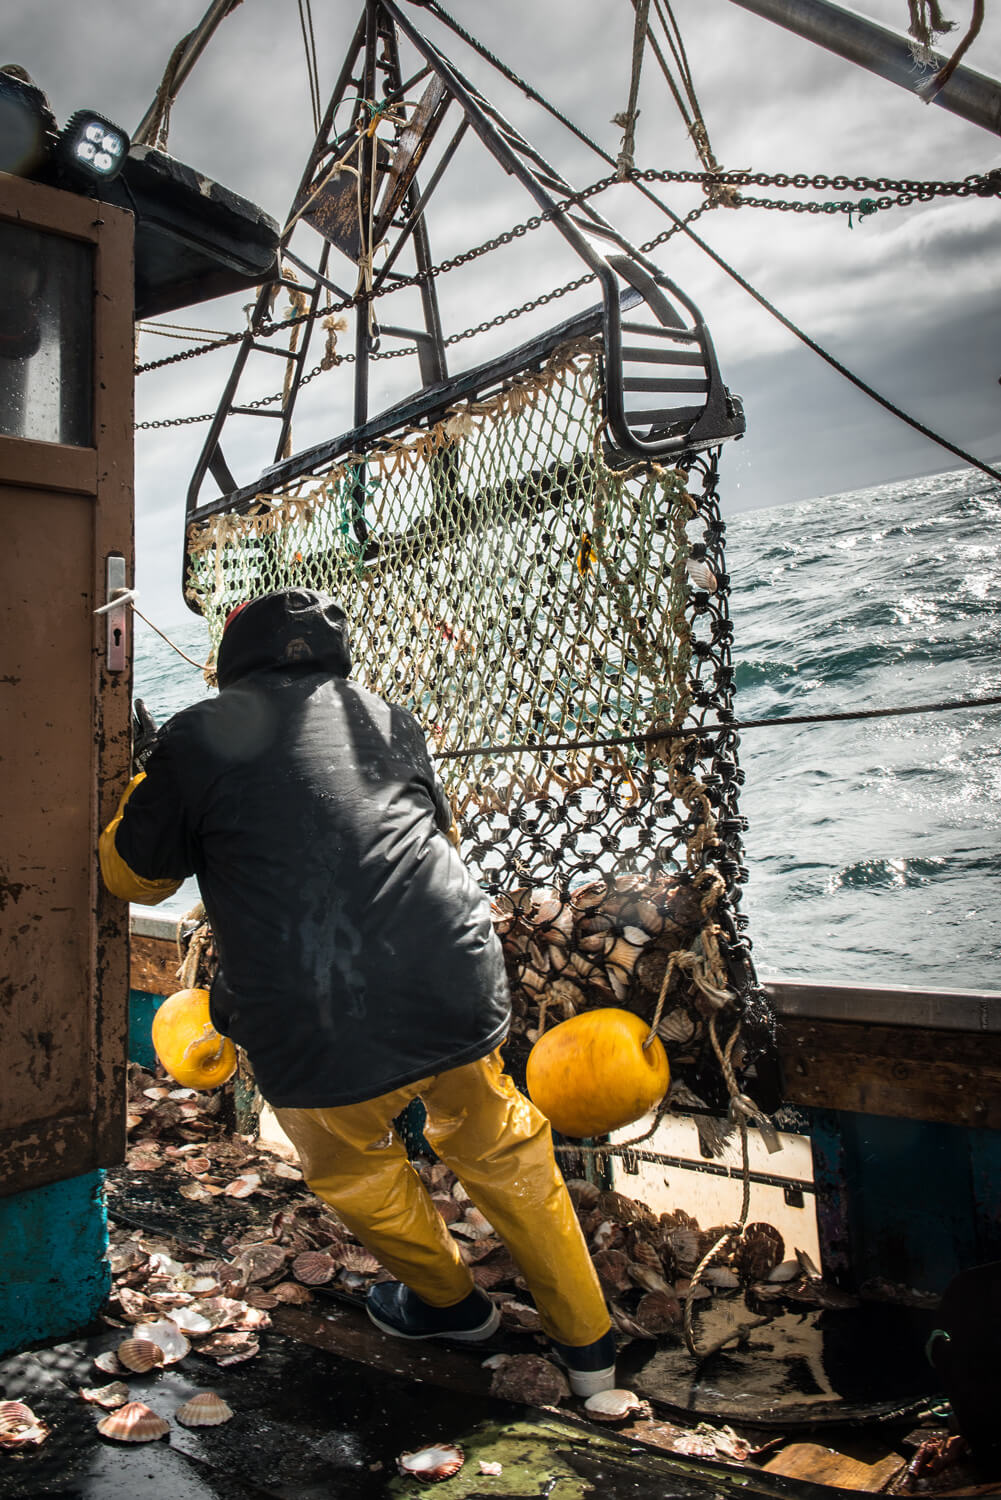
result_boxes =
[551,1329,618,1397]
[366,1282,500,1342]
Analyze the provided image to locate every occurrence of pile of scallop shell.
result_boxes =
[490,873,710,1054]
[561,1181,806,1341]
[80,1316,235,1443]
[114,1065,833,1366]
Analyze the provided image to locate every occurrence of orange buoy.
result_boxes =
[526,1007,670,1139]
[151,988,237,1091]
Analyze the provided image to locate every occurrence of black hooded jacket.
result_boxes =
[112,590,511,1107]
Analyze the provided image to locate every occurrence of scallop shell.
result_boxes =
[610,1301,657,1340]
[583,1388,651,1422]
[179,1182,213,1201]
[569,881,607,910]
[97,1401,169,1443]
[734,1223,785,1283]
[460,1208,495,1240]
[196,1331,260,1365]
[598,1191,656,1228]
[168,1307,214,1334]
[117,1338,165,1373]
[489,1354,570,1406]
[605,965,629,1001]
[606,939,641,974]
[628,1262,673,1296]
[635,1291,683,1332]
[566,1179,600,1210]
[633,899,663,935]
[666,1227,702,1273]
[0,1400,49,1447]
[686,558,718,592]
[432,1193,463,1225]
[93,1350,124,1375]
[621,925,651,948]
[767,1259,802,1283]
[135,1319,191,1365]
[592,1249,633,1295]
[656,1007,698,1044]
[224,1173,261,1198]
[292,1251,337,1285]
[499,1300,542,1331]
[397,1442,465,1482]
[231,1243,287,1284]
[337,1247,381,1276]
[591,1220,624,1254]
[271,1281,314,1305]
[79,1382,131,1408]
[174,1392,234,1427]
[703,1265,741,1289]
[271,1160,302,1180]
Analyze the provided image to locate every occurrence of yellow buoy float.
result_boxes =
[151,988,237,1091]
[526,1007,670,1139]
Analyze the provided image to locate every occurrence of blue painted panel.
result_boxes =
[810,1109,1001,1293]
[0,1170,109,1357]
[129,988,165,1071]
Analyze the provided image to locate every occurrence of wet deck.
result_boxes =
[0,1314,842,1500]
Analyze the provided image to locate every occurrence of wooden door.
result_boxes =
[0,173,133,1195]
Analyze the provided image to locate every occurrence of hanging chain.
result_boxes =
[135,163,999,376]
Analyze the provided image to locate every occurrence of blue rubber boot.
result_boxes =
[367,1281,500,1342]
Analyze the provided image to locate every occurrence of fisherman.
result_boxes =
[100,587,616,1396]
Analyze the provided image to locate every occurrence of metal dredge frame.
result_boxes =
[182,0,771,1112]
[185,0,744,544]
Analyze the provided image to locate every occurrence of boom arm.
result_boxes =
[724,0,1001,135]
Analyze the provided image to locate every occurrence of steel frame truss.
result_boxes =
[186,0,745,549]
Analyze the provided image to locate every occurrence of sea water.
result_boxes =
[134,466,1001,992]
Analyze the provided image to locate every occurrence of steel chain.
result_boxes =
[134,164,998,377]
[133,207,703,431]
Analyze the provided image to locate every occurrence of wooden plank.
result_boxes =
[764,1440,902,1491]
[778,1018,1001,1127]
[131,932,180,996]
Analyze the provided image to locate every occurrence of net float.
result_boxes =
[151,988,237,1090]
[526,1007,670,1138]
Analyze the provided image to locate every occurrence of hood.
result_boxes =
[215,589,352,689]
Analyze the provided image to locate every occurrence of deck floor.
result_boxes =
[0,1315,845,1500]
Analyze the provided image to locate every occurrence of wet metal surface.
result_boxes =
[625,1297,942,1427]
[0,1328,836,1499]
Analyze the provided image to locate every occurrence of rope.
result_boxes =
[142,29,190,150]
[682,1013,752,1358]
[614,0,651,179]
[644,0,737,202]
[131,604,209,672]
[297,0,322,133]
[434,691,1001,762]
[921,0,985,99]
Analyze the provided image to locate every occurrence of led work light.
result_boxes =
[56,109,128,185]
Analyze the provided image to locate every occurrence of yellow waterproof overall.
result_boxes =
[274,1048,610,1349]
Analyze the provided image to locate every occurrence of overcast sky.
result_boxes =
[6,0,1000,621]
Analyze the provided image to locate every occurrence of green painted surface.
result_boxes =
[387,1415,793,1498]
[129,987,165,1070]
[0,1170,109,1357]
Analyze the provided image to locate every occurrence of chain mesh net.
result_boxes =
[185,337,769,1109]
